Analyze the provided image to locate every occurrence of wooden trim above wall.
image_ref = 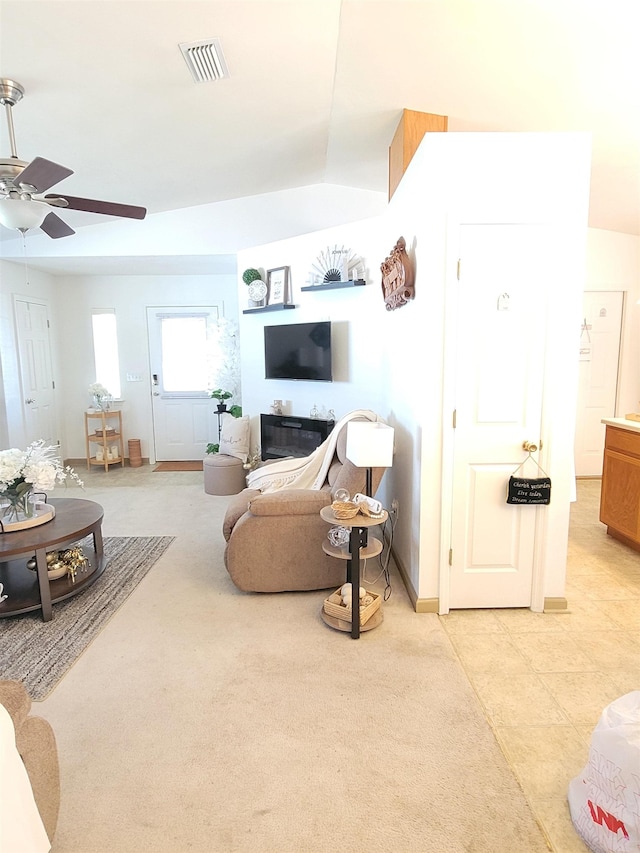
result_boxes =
[388,109,448,201]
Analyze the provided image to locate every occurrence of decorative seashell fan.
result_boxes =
[310,245,362,284]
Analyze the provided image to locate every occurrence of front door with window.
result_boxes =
[147,307,220,461]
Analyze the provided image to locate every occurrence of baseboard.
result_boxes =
[543,597,568,612]
[65,458,150,468]
[391,546,439,613]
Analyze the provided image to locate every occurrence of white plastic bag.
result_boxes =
[568,691,640,853]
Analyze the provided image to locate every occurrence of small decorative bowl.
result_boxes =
[331,500,359,519]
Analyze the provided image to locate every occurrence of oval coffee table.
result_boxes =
[0,498,105,622]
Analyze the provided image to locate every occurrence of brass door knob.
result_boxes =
[522,440,543,452]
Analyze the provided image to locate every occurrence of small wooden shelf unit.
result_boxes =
[85,410,124,471]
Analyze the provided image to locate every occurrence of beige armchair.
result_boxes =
[222,423,385,592]
[0,679,60,844]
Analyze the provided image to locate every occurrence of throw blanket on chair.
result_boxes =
[246,409,382,494]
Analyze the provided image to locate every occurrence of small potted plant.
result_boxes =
[243,268,267,306]
[210,389,232,413]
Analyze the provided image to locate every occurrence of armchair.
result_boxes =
[0,679,60,847]
[222,417,385,592]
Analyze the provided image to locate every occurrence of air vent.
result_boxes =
[179,38,229,83]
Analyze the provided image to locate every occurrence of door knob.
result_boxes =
[24,398,35,404]
[153,392,160,396]
[522,440,543,452]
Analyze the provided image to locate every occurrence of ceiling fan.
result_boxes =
[0,78,146,238]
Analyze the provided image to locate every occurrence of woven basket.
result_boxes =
[331,500,359,519]
[323,587,381,626]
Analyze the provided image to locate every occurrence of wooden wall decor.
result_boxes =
[380,237,414,311]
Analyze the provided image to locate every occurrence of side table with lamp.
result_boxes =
[320,419,395,638]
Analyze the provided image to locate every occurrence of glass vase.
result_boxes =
[93,394,110,412]
[0,484,34,524]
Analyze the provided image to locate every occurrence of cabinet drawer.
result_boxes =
[605,426,640,460]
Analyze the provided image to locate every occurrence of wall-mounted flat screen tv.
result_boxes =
[264,321,332,382]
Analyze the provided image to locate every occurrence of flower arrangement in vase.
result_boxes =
[88,382,111,411]
[0,440,84,524]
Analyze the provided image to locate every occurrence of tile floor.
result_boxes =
[439,478,640,853]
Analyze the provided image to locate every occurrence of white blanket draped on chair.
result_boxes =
[246,409,383,494]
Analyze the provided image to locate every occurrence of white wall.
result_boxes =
[53,272,238,460]
[237,217,392,447]
[585,229,640,414]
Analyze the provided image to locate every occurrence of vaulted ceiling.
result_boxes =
[0,0,638,269]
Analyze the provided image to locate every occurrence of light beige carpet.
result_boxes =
[0,536,175,699]
[35,472,550,853]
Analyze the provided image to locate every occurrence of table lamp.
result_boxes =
[345,421,395,497]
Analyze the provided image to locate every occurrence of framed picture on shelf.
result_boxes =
[267,266,290,305]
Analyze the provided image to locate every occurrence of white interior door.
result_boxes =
[147,307,220,461]
[14,298,57,446]
[574,292,623,477]
[448,224,548,609]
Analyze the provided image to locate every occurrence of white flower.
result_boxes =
[0,440,84,494]
[88,382,110,398]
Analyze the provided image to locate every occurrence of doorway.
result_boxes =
[574,291,624,477]
[14,297,57,446]
[146,306,220,461]
[445,224,551,610]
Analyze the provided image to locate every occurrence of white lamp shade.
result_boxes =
[345,421,395,468]
[0,197,48,232]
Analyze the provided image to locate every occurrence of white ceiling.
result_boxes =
[0,0,638,275]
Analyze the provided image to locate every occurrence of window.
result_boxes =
[91,310,121,399]
[160,315,209,392]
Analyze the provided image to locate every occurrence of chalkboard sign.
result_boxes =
[507,476,551,505]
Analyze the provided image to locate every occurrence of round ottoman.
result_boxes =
[203,454,247,496]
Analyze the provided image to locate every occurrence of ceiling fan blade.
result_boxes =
[19,157,74,193]
[43,196,69,208]
[45,194,147,220]
[40,211,75,239]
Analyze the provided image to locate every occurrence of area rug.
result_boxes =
[0,536,174,700]
[153,461,203,472]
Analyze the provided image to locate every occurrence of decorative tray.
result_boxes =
[0,503,56,533]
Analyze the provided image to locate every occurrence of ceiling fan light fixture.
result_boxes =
[179,38,229,83]
[0,196,47,232]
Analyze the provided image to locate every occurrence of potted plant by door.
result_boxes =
[210,389,233,413]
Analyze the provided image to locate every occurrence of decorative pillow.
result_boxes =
[219,414,250,462]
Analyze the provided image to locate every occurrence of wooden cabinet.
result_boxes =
[600,424,640,551]
[85,410,124,471]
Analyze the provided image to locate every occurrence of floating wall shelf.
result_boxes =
[242,303,297,315]
[301,279,366,292]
